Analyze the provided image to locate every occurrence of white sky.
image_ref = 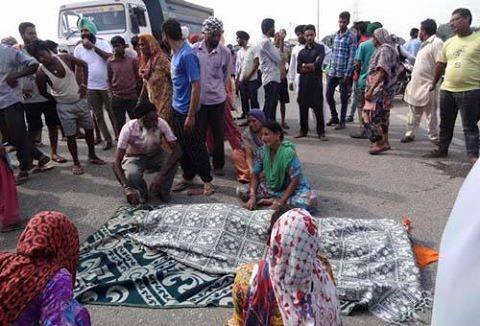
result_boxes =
[0,0,479,44]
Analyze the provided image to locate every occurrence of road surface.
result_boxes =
[1,95,471,326]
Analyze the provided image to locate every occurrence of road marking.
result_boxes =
[391,111,465,147]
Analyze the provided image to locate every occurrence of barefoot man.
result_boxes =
[27,40,105,174]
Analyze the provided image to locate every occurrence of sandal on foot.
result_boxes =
[72,165,85,175]
[38,155,51,167]
[89,157,106,165]
[31,166,55,174]
[172,180,193,192]
[203,183,215,196]
[52,155,68,163]
[369,145,389,155]
[15,172,29,185]
[187,183,215,196]
[186,188,204,196]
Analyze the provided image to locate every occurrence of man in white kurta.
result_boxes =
[287,25,306,93]
[401,19,444,143]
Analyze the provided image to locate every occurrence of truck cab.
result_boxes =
[57,0,213,53]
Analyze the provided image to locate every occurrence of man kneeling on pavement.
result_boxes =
[112,100,182,205]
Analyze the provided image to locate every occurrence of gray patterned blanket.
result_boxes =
[132,204,272,274]
[132,204,431,324]
[75,204,431,324]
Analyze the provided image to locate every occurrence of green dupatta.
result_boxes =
[263,140,296,191]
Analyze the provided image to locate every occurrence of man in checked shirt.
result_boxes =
[325,11,358,130]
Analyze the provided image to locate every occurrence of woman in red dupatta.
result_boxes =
[0,143,20,232]
[0,211,86,325]
[138,34,174,126]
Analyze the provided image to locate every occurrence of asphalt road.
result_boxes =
[0,94,472,326]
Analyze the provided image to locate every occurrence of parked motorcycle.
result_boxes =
[396,61,413,96]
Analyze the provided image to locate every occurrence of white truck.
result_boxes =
[57,0,213,53]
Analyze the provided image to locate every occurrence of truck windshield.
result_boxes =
[59,4,126,39]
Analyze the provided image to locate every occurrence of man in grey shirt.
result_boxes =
[259,18,281,121]
[193,16,231,176]
[0,44,48,184]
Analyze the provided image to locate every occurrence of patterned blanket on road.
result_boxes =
[75,204,431,324]
[132,204,271,274]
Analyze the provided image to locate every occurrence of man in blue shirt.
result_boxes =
[163,18,214,196]
[404,28,422,57]
[325,11,357,130]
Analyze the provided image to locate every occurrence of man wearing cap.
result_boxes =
[112,100,182,205]
[193,16,230,176]
[236,30,260,119]
[74,18,114,150]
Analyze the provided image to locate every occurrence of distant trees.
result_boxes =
[437,23,480,41]
[437,24,453,41]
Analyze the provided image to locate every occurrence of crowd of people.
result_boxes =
[0,6,479,325]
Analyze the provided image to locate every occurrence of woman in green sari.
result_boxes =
[243,121,317,212]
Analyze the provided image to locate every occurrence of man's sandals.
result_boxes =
[31,155,55,175]
[15,171,29,185]
[187,183,215,196]
[172,180,193,192]
[173,180,214,196]
[89,157,106,165]
[51,154,68,164]
[69,157,105,174]
[72,165,85,175]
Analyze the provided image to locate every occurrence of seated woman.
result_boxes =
[228,207,340,326]
[242,109,266,172]
[0,143,20,232]
[242,121,317,212]
[0,212,91,325]
[236,109,266,200]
